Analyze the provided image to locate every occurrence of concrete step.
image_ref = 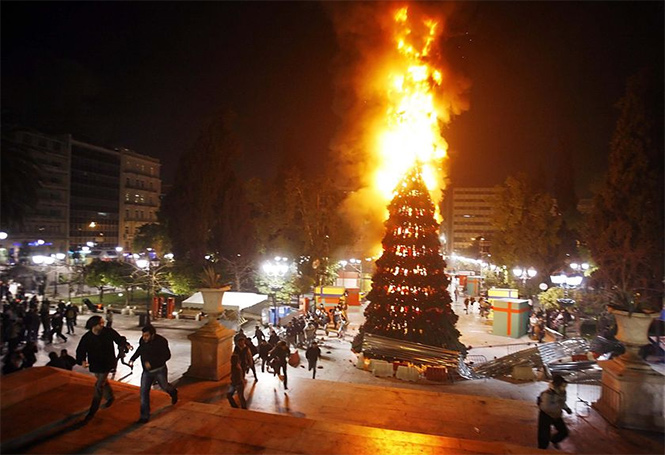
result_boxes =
[93,401,550,454]
[0,367,172,453]
[1,368,550,455]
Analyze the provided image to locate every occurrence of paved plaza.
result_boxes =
[2,297,663,454]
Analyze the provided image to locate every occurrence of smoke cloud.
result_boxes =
[326,2,471,257]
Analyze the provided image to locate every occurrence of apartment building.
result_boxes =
[119,149,161,252]
[69,138,121,250]
[3,128,71,256]
[441,186,501,256]
[2,128,161,259]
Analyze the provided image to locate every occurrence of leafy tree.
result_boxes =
[83,260,116,302]
[586,68,664,311]
[165,263,198,296]
[489,173,563,278]
[132,223,172,258]
[247,165,352,290]
[102,261,136,306]
[162,110,255,266]
[537,286,565,310]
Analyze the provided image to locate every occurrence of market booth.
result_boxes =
[488,288,530,338]
[313,286,360,307]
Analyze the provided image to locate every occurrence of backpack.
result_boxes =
[537,389,553,408]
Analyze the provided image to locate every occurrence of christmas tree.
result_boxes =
[362,165,464,352]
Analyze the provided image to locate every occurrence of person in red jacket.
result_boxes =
[129,325,178,423]
[76,316,133,423]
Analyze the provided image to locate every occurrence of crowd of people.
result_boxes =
[1,281,348,422]
[227,306,336,406]
[462,296,492,318]
[1,280,81,375]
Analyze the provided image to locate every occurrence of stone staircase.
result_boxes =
[2,367,663,454]
[1,367,554,454]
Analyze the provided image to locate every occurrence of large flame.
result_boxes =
[328,2,469,258]
[373,7,448,204]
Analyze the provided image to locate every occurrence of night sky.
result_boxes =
[3,2,663,196]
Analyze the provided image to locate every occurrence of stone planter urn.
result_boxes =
[200,286,231,325]
[186,285,234,381]
[594,307,663,432]
[609,307,659,367]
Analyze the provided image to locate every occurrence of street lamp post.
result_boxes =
[262,257,289,327]
[512,266,537,296]
[550,270,584,338]
[135,259,153,325]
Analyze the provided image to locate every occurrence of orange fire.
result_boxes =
[373,6,449,203]
[330,3,469,257]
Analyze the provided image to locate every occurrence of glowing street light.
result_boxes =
[263,257,290,326]
[512,266,537,284]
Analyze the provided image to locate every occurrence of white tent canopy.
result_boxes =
[182,291,269,313]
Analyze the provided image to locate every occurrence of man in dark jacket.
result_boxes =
[268,340,290,390]
[129,325,178,423]
[48,308,67,343]
[305,341,321,379]
[233,336,257,381]
[537,374,572,449]
[76,315,133,423]
[60,349,77,370]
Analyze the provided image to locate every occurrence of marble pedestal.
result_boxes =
[594,357,665,432]
[186,319,234,381]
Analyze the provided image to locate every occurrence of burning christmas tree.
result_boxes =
[362,164,464,352]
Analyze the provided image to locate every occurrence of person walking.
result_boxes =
[305,341,321,379]
[258,339,271,373]
[65,303,77,335]
[24,306,40,342]
[39,301,51,341]
[254,325,265,345]
[285,322,298,350]
[268,340,290,390]
[76,315,133,423]
[106,308,114,329]
[128,325,178,424]
[48,308,67,343]
[268,329,280,347]
[304,322,317,344]
[233,335,258,381]
[537,374,572,449]
[227,353,247,409]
